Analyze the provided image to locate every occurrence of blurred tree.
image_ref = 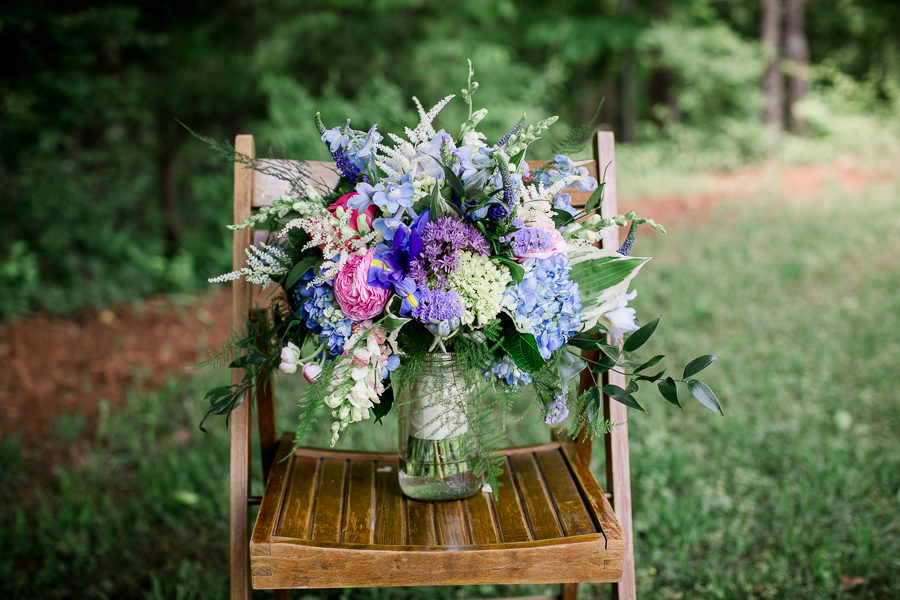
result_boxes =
[762,0,784,135]
[784,0,809,132]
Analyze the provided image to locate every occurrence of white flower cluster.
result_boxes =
[208,244,289,286]
[323,326,394,445]
[517,175,581,223]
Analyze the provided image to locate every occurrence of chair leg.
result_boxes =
[272,590,290,600]
[561,582,579,600]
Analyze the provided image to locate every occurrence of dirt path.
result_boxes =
[0,156,888,456]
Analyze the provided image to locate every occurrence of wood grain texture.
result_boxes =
[595,130,637,600]
[249,439,623,589]
[230,134,254,600]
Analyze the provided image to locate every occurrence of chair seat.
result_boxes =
[250,434,624,589]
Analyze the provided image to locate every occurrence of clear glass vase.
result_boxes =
[396,353,481,501]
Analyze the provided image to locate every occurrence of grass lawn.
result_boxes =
[2,176,898,599]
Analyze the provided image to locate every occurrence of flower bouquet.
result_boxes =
[203,63,721,500]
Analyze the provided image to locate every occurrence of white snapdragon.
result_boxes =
[278,342,302,374]
[323,326,396,446]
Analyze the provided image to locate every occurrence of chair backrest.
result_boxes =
[229,131,635,598]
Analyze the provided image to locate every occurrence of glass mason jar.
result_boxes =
[396,353,481,501]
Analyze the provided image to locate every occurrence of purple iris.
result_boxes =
[368,209,430,291]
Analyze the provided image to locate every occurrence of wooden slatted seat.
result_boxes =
[228,131,637,599]
[251,437,624,589]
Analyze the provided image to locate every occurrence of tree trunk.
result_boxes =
[784,0,809,132]
[762,0,783,136]
[620,0,637,142]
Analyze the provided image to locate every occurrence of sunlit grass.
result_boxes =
[2,179,898,599]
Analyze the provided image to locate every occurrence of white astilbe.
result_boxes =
[278,213,380,284]
[208,244,289,286]
[375,133,417,179]
[407,94,455,144]
[375,94,455,179]
[517,175,581,224]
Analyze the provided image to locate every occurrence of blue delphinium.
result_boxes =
[321,122,382,173]
[532,154,598,217]
[502,253,581,359]
[291,271,353,357]
[485,354,532,388]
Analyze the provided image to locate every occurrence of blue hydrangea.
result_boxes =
[532,154,598,216]
[291,271,353,357]
[484,354,532,388]
[501,254,581,360]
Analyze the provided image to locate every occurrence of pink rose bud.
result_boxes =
[302,363,323,384]
[333,249,391,321]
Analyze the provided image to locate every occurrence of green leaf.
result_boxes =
[623,316,661,352]
[602,384,646,412]
[657,376,680,408]
[687,379,723,415]
[491,256,525,283]
[551,208,576,229]
[635,369,666,383]
[585,387,602,424]
[682,355,719,379]
[634,354,665,373]
[509,148,527,169]
[373,385,394,424]
[440,162,466,198]
[591,354,617,373]
[284,256,319,290]
[583,182,605,215]
[463,167,494,196]
[568,247,649,330]
[429,181,460,219]
[498,314,544,373]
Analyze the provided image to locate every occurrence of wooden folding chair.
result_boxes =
[228,131,637,599]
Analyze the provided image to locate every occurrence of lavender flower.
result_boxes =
[501,228,553,255]
[544,395,569,425]
[409,216,490,287]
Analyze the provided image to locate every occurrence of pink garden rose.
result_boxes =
[333,249,391,320]
[328,192,377,234]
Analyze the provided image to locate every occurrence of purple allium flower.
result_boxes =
[409,216,490,287]
[501,228,553,256]
[544,395,569,425]
[411,287,465,323]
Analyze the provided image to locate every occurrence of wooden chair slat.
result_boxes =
[373,461,405,545]
[273,456,319,539]
[492,456,533,543]
[342,460,376,545]
[309,459,348,543]
[462,492,500,545]
[434,500,471,547]
[406,500,438,546]
[535,448,596,537]
[507,453,565,540]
